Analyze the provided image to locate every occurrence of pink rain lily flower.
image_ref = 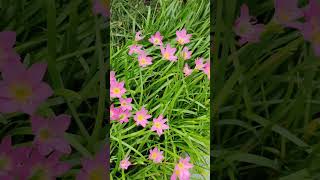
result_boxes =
[135,31,144,41]
[128,44,144,55]
[181,47,192,60]
[183,64,193,77]
[0,61,53,115]
[234,4,265,45]
[202,61,210,79]
[274,0,303,28]
[171,157,193,180]
[195,57,205,70]
[31,114,71,155]
[118,109,131,124]
[138,52,153,67]
[92,0,109,18]
[161,44,177,62]
[110,80,126,98]
[119,157,131,170]
[134,107,151,127]
[110,104,120,121]
[149,31,163,46]
[120,97,132,111]
[76,146,108,180]
[300,0,320,56]
[0,31,20,70]
[176,28,192,45]
[148,147,164,163]
[151,114,169,136]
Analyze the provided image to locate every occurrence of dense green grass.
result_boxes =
[110,0,210,179]
[213,0,320,179]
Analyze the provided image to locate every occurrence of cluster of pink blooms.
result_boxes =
[128,29,210,79]
[0,30,107,179]
[234,0,320,56]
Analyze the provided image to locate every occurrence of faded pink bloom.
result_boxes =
[183,64,193,77]
[274,0,303,28]
[110,104,120,121]
[195,57,205,70]
[128,44,144,55]
[176,28,192,45]
[110,71,116,83]
[119,157,131,170]
[110,80,126,98]
[161,44,177,62]
[31,114,71,155]
[170,157,193,180]
[138,52,153,67]
[118,109,131,124]
[151,115,169,136]
[148,147,164,163]
[76,146,108,180]
[135,31,144,41]
[202,61,210,79]
[0,31,20,70]
[149,32,163,46]
[120,97,132,111]
[92,0,109,18]
[234,4,265,45]
[181,47,192,60]
[300,0,320,56]
[27,150,70,180]
[0,61,53,115]
[134,107,151,127]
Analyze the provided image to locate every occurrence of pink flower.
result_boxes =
[118,109,131,124]
[0,136,14,178]
[148,147,164,163]
[300,0,320,56]
[138,52,153,67]
[0,61,53,115]
[110,80,126,98]
[120,97,132,111]
[183,64,193,77]
[92,0,109,18]
[31,114,71,155]
[151,115,169,136]
[195,57,205,70]
[119,157,131,170]
[0,31,20,71]
[135,31,144,41]
[149,32,163,46]
[234,4,265,45]
[134,107,151,127]
[176,28,192,45]
[181,47,192,60]
[274,0,303,28]
[110,71,116,83]
[128,45,144,55]
[76,146,108,180]
[110,104,120,121]
[202,61,210,79]
[170,157,193,180]
[161,44,177,62]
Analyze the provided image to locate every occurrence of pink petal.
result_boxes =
[27,63,48,85]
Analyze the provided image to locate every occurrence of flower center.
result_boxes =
[113,88,120,94]
[121,102,126,106]
[137,115,144,121]
[119,114,125,120]
[154,38,159,44]
[178,38,184,44]
[39,129,50,141]
[178,162,184,169]
[154,122,161,128]
[151,153,157,159]
[10,84,32,102]
[140,58,146,64]
[164,52,170,59]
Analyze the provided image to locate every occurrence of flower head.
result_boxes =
[76,145,108,180]
[161,44,177,62]
[0,61,53,115]
[183,64,193,77]
[31,115,71,155]
[202,61,210,79]
[274,0,303,28]
[135,31,144,41]
[151,115,169,136]
[148,147,164,163]
[134,107,151,127]
[138,52,153,67]
[0,31,20,70]
[92,0,110,18]
[119,97,132,111]
[195,57,205,70]
[176,28,192,45]
[110,104,120,121]
[128,45,144,55]
[118,109,131,124]
[149,32,163,46]
[181,47,192,60]
[110,80,126,98]
[119,157,131,170]
[170,157,193,180]
[234,4,265,45]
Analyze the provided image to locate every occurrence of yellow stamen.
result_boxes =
[113,88,120,94]
[137,115,144,121]
[10,84,32,102]
[164,53,170,59]
[154,122,161,128]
